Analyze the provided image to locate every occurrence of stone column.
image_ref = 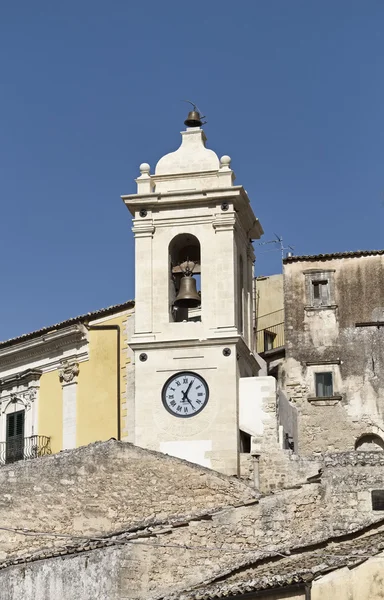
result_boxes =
[59,360,79,450]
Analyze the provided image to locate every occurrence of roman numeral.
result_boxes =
[170,387,175,392]
[176,380,181,386]
[198,393,203,397]
[183,378,188,384]
[184,406,188,413]
[176,405,182,412]
[196,385,201,389]
[170,400,176,407]
[196,399,202,405]
[168,395,174,400]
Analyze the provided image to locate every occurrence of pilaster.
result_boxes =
[59,360,79,450]
[132,220,155,336]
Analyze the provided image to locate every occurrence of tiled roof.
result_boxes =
[166,524,384,600]
[0,300,134,350]
[283,249,384,264]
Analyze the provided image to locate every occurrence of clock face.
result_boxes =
[162,371,209,418]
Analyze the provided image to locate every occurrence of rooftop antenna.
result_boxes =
[182,100,207,127]
[257,234,294,261]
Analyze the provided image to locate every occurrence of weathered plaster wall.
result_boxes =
[283,254,384,454]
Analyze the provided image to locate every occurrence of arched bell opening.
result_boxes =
[355,434,384,451]
[169,233,201,322]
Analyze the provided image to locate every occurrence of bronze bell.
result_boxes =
[184,110,202,128]
[174,275,201,308]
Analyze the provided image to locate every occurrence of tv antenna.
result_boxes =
[257,234,294,261]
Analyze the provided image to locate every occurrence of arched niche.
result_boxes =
[355,434,384,451]
[169,233,201,322]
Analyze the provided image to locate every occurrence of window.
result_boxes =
[305,270,335,309]
[6,410,25,464]
[372,490,384,511]
[264,330,276,351]
[312,279,329,306]
[239,430,251,453]
[315,372,333,397]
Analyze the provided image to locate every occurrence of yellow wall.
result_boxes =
[255,274,284,319]
[38,370,63,454]
[255,274,284,352]
[77,315,126,447]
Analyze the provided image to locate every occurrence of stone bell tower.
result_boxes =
[122,110,265,475]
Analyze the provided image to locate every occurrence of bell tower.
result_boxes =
[122,111,265,475]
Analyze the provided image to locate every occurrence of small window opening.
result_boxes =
[312,280,329,306]
[355,434,384,451]
[264,330,276,351]
[315,372,333,397]
[239,430,251,453]
[372,490,384,510]
[284,433,295,451]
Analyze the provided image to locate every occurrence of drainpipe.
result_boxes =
[85,324,121,441]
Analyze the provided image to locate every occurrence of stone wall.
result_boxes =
[1,441,384,599]
[0,440,257,562]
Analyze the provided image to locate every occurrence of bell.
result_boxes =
[174,275,201,308]
[184,110,202,128]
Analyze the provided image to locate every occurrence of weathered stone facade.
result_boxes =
[1,440,384,599]
[282,251,384,454]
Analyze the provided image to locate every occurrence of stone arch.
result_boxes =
[355,433,384,451]
[168,233,201,322]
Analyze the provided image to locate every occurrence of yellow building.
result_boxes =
[0,301,134,462]
[254,273,285,354]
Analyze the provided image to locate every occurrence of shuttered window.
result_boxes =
[6,410,25,463]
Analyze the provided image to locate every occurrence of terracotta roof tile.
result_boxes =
[283,249,384,264]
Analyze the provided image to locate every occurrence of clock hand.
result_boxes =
[185,397,195,410]
[184,379,194,399]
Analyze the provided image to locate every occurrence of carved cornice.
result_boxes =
[0,325,88,370]
[0,369,42,391]
[59,360,79,385]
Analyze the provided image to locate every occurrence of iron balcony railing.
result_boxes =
[255,309,285,353]
[0,435,51,466]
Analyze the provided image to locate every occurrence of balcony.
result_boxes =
[0,435,51,466]
[256,309,285,354]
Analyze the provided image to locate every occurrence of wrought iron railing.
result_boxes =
[256,320,285,353]
[0,435,51,466]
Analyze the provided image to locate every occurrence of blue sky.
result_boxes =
[1,1,383,340]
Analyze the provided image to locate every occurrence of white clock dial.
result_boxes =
[162,371,209,418]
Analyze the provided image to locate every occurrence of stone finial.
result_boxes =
[220,155,231,169]
[136,163,153,194]
[139,163,151,176]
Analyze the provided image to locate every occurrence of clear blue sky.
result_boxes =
[1,1,383,340]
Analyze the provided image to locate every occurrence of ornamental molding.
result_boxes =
[0,325,88,370]
[1,387,38,414]
[59,360,79,385]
